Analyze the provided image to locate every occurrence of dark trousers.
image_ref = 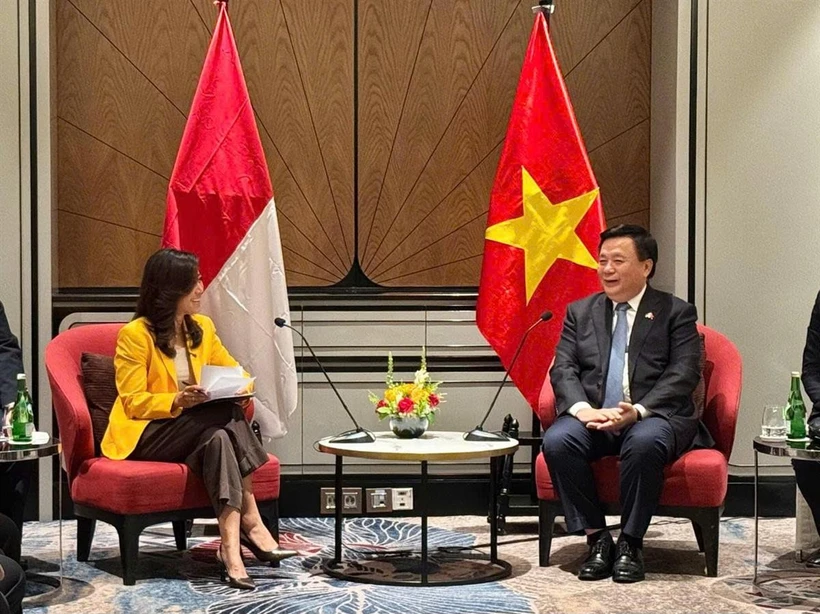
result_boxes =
[542,414,676,538]
[0,554,24,614]
[0,514,20,563]
[129,403,269,513]
[794,460,820,533]
[0,463,31,533]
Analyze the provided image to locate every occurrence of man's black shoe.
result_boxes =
[806,547,820,568]
[578,531,615,581]
[612,539,645,583]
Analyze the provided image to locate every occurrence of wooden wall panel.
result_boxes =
[564,0,651,152]
[54,0,652,289]
[358,0,522,273]
[225,0,354,276]
[563,0,652,229]
[366,4,531,285]
[550,0,643,72]
[588,120,650,221]
[67,0,208,113]
[58,212,159,287]
[358,0,433,273]
[57,121,166,235]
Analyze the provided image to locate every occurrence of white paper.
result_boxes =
[199,365,254,400]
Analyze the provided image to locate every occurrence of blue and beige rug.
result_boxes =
[18,514,820,613]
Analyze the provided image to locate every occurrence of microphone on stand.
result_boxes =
[464,310,553,442]
[274,317,375,444]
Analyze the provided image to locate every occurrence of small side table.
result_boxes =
[0,437,62,605]
[318,431,518,586]
[753,437,820,604]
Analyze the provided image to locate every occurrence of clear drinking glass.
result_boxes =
[0,404,11,442]
[761,404,787,439]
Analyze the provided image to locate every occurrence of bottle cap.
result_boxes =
[792,371,801,377]
[16,373,25,380]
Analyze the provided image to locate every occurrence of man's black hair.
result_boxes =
[599,224,657,278]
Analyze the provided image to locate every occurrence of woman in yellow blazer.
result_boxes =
[101,249,297,589]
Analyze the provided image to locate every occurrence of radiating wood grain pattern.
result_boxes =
[359,0,524,282]
[368,0,652,286]
[550,0,643,72]
[55,0,355,287]
[54,0,652,289]
[589,119,650,221]
[57,120,166,236]
[55,0,202,286]
[363,2,530,285]
[58,212,159,287]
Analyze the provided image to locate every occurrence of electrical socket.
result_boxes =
[320,487,363,514]
[391,487,413,511]
[365,488,393,513]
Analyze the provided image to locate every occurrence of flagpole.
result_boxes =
[532,0,555,20]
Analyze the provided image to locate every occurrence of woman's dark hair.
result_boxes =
[135,248,203,357]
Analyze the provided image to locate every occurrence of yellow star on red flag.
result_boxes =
[485,167,599,303]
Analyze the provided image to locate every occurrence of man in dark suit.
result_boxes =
[0,300,30,541]
[794,290,820,567]
[542,224,711,583]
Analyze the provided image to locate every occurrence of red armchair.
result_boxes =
[534,324,742,576]
[45,323,282,585]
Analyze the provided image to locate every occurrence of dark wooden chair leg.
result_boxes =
[696,507,721,577]
[691,520,705,552]
[172,520,188,551]
[539,500,560,567]
[117,517,143,586]
[76,517,96,562]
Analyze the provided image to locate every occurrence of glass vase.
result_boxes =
[389,415,429,439]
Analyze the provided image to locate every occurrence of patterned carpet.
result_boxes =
[17,514,820,614]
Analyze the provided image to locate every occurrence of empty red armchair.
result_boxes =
[45,323,281,585]
[534,324,742,576]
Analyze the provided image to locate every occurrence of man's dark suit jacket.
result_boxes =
[0,302,23,408]
[549,285,713,457]
[802,290,820,425]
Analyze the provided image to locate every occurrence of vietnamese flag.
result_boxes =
[162,1,297,439]
[476,10,605,411]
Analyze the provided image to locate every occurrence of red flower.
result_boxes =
[398,397,414,414]
[429,394,439,407]
[377,399,387,408]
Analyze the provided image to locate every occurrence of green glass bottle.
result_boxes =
[10,373,34,443]
[785,371,808,440]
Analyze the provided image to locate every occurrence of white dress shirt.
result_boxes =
[567,285,651,419]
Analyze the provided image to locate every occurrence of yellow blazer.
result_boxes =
[101,314,246,460]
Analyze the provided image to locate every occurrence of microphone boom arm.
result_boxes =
[464,311,552,442]
[275,318,375,444]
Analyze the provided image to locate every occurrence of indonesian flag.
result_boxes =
[162,1,297,439]
[476,10,605,411]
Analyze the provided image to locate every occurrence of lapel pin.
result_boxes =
[645,312,654,320]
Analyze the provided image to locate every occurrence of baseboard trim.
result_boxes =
[52,472,797,521]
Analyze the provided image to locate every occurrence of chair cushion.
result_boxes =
[535,448,728,508]
[71,454,280,515]
[80,353,117,455]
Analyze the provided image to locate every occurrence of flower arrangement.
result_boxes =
[370,350,444,423]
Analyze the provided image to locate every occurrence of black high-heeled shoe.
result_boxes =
[216,546,255,590]
[240,529,299,564]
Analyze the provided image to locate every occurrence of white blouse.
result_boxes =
[174,345,190,391]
